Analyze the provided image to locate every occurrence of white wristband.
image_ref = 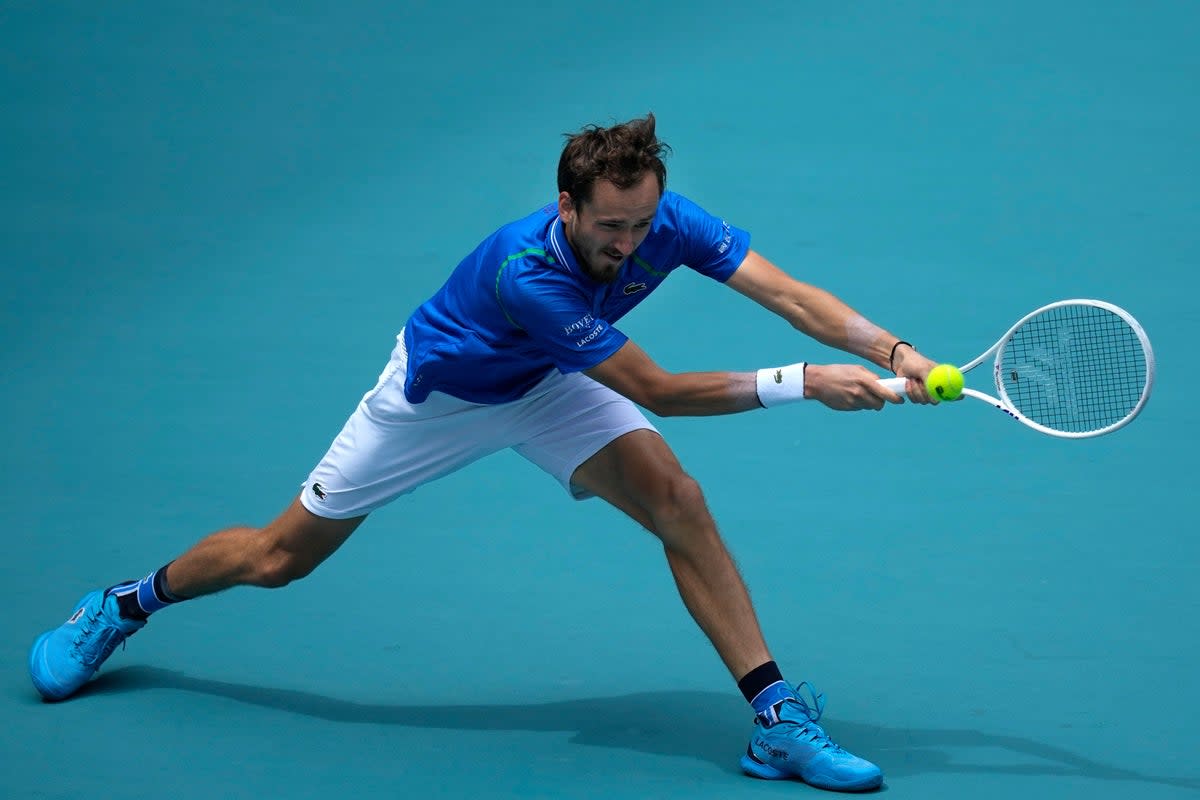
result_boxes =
[756,362,807,407]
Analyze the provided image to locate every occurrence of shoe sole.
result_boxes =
[740,753,883,792]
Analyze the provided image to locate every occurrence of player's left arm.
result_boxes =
[725,249,936,395]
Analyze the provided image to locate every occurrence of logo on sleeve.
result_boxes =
[718,220,733,254]
[563,314,595,335]
[622,281,648,296]
[575,322,605,348]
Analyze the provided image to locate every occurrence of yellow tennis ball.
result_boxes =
[926,364,964,401]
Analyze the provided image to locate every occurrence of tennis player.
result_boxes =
[30,114,937,792]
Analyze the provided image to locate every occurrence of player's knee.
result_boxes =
[252,536,319,589]
[646,471,709,526]
[254,551,314,588]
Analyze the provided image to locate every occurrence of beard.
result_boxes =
[577,250,625,284]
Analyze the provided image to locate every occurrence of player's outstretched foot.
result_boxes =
[29,588,146,701]
[740,682,883,792]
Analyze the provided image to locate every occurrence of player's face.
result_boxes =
[559,172,660,284]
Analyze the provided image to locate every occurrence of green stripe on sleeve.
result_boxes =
[632,253,668,278]
[495,248,555,329]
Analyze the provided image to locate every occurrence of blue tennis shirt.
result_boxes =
[402,191,751,404]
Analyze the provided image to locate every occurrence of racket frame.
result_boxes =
[880,298,1155,438]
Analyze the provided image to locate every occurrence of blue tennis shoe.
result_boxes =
[741,682,883,792]
[29,588,145,701]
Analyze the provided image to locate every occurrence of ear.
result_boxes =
[557,191,576,224]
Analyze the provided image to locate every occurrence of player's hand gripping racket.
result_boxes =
[878,299,1155,438]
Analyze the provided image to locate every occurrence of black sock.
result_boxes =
[738,660,784,703]
[738,660,791,716]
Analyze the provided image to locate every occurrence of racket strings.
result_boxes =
[998,304,1148,433]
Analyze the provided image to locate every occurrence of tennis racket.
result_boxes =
[878,299,1155,438]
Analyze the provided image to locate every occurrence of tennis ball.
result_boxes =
[926,364,964,401]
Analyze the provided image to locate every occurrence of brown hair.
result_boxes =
[557,113,671,206]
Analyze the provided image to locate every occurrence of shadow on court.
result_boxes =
[83,666,1198,792]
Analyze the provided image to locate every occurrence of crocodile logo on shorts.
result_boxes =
[774,369,783,384]
[311,483,327,501]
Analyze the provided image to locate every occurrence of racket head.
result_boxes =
[990,299,1155,438]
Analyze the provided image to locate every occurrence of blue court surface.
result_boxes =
[2,2,1196,798]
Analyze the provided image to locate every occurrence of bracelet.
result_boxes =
[889,340,914,374]
[756,362,807,407]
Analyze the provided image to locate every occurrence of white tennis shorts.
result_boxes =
[300,332,657,519]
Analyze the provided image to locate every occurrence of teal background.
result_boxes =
[2,2,1195,798]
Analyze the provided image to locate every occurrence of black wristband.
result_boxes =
[889,340,914,373]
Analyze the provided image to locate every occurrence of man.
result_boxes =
[29,114,937,792]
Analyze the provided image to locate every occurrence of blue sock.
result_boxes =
[751,681,794,722]
[111,563,185,620]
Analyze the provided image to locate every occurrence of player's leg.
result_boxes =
[568,429,771,678]
[165,495,363,596]
[28,498,364,702]
[516,373,883,792]
[29,376,388,704]
[570,430,882,791]
[30,332,518,702]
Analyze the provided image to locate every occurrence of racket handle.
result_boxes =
[877,376,907,393]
